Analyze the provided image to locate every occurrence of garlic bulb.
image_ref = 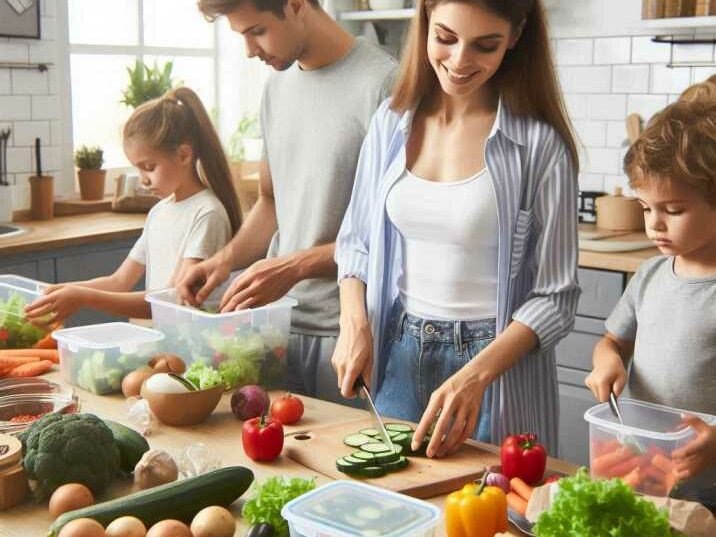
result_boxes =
[133,449,178,490]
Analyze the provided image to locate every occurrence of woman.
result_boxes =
[331,0,580,459]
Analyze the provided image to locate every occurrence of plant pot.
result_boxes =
[77,169,106,201]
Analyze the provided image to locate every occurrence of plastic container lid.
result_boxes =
[52,322,164,354]
[0,275,46,294]
[281,481,441,537]
[584,398,716,442]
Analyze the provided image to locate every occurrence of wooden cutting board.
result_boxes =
[284,417,500,499]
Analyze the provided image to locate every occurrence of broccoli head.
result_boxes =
[19,413,121,501]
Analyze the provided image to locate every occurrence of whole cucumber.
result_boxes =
[47,466,254,537]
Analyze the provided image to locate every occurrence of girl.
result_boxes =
[25,87,242,324]
[331,0,580,459]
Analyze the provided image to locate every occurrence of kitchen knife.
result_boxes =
[353,375,396,453]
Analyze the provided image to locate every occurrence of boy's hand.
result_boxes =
[671,415,716,480]
[585,352,627,402]
[24,285,90,325]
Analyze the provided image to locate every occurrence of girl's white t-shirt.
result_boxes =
[129,189,232,291]
[386,168,499,321]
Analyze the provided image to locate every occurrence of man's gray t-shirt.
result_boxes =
[261,39,396,336]
[605,256,716,414]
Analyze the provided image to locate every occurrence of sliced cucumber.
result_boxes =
[385,423,413,433]
[391,432,408,445]
[359,428,379,437]
[360,442,393,454]
[355,465,387,478]
[344,455,370,468]
[343,433,375,448]
[384,456,409,471]
[351,451,376,462]
[374,450,400,464]
[336,457,357,473]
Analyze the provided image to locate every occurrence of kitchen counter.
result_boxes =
[578,226,659,274]
[0,212,146,256]
[0,372,577,537]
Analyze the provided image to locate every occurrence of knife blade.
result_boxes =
[354,375,396,453]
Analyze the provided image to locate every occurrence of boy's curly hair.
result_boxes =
[624,96,716,207]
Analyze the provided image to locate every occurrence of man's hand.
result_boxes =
[219,255,301,312]
[672,415,716,480]
[176,255,232,307]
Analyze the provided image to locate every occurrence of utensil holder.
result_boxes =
[29,175,54,220]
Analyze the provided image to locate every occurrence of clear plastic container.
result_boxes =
[53,322,164,395]
[281,481,442,537]
[0,393,79,436]
[146,283,297,388]
[584,398,716,496]
[0,276,50,349]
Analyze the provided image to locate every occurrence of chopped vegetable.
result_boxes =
[242,476,316,537]
[0,291,48,349]
[184,360,223,390]
[533,468,672,537]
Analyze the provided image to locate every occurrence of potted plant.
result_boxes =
[121,59,176,109]
[74,145,106,201]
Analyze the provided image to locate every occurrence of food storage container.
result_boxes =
[0,276,50,349]
[53,322,164,395]
[0,378,73,398]
[0,433,29,509]
[584,398,716,496]
[0,393,79,436]
[146,282,296,388]
[282,481,442,537]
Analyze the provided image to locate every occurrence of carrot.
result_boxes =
[33,333,57,350]
[507,492,528,517]
[592,439,621,457]
[622,467,641,488]
[0,349,59,363]
[652,453,675,474]
[6,359,53,378]
[0,355,42,369]
[510,477,534,502]
[591,446,634,476]
[603,454,642,478]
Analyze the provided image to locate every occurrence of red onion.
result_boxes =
[485,471,511,493]
[231,385,270,420]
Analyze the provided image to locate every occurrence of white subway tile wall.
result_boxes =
[0,3,60,211]
[557,35,716,194]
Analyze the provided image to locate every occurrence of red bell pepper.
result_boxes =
[500,433,547,485]
[242,414,284,462]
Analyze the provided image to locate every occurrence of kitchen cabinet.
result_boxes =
[0,237,141,327]
[556,267,626,465]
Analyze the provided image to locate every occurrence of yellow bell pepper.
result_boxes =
[445,478,508,537]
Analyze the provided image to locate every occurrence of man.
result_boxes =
[179,0,396,402]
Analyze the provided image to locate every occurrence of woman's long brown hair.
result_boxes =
[123,86,242,234]
[392,0,579,169]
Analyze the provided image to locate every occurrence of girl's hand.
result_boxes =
[585,352,627,402]
[331,315,374,399]
[671,415,716,480]
[413,365,487,459]
[24,285,89,325]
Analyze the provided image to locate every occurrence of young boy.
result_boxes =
[585,95,716,500]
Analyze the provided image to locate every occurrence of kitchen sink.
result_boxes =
[0,224,26,239]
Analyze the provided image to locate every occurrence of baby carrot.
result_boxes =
[510,477,534,502]
[622,467,641,488]
[33,333,57,350]
[652,453,675,474]
[591,446,633,476]
[603,455,641,478]
[507,492,528,517]
[6,359,53,378]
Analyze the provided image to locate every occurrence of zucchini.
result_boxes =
[103,420,149,474]
[47,466,254,537]
[343,433,374,448]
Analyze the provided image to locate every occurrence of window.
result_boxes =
[68,0,216,168]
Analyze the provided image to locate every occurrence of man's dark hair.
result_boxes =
[198,0,321,21]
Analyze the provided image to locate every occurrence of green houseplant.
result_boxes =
[121,59,176,109]
[227,113,262,162]
[74,145,106,201]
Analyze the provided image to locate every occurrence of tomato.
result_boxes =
[270,393,304,425]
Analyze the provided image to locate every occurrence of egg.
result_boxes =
[122,368,157,398]
[146,519,193,537]
[49,483,95,517]
[106,516,147,537]
[144,373,191,394]
[58,518,105,537]
[148,354,186,374]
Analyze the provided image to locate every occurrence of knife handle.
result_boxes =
[353,375,367,393]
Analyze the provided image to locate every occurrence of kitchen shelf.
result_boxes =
[339,8,414,21]
[640,15,716,32]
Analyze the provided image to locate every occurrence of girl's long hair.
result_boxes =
[123,86,242,234]
[391,0,578,169]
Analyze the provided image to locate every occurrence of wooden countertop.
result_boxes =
[0,212,146,256]
[1,372,577,537]
[578,225,660,273]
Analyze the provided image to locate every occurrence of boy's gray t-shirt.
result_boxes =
[605,255,716,414]
[261,39,396,336]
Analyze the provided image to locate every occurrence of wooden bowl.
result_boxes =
[140,383,223,426]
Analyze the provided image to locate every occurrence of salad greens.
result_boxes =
[72,349,153,395]
[0,290,48,349]
[185,360,223,390]
[242,476,316,537]
[534,468,673,537]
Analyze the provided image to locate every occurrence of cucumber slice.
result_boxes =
[384,456,409,471]
[351,451,376,462]
[343,434,374,448]
[360,442,392,454]
[336,457,357,473]
[344,455,370,468]
[387,430,403,439]
[359,428,379,437]
[391,432,408,445]
[355,465,387,478]
[385,423,413,433]
[374,450,400,464]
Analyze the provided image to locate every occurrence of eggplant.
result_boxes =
[245,523,275,537]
